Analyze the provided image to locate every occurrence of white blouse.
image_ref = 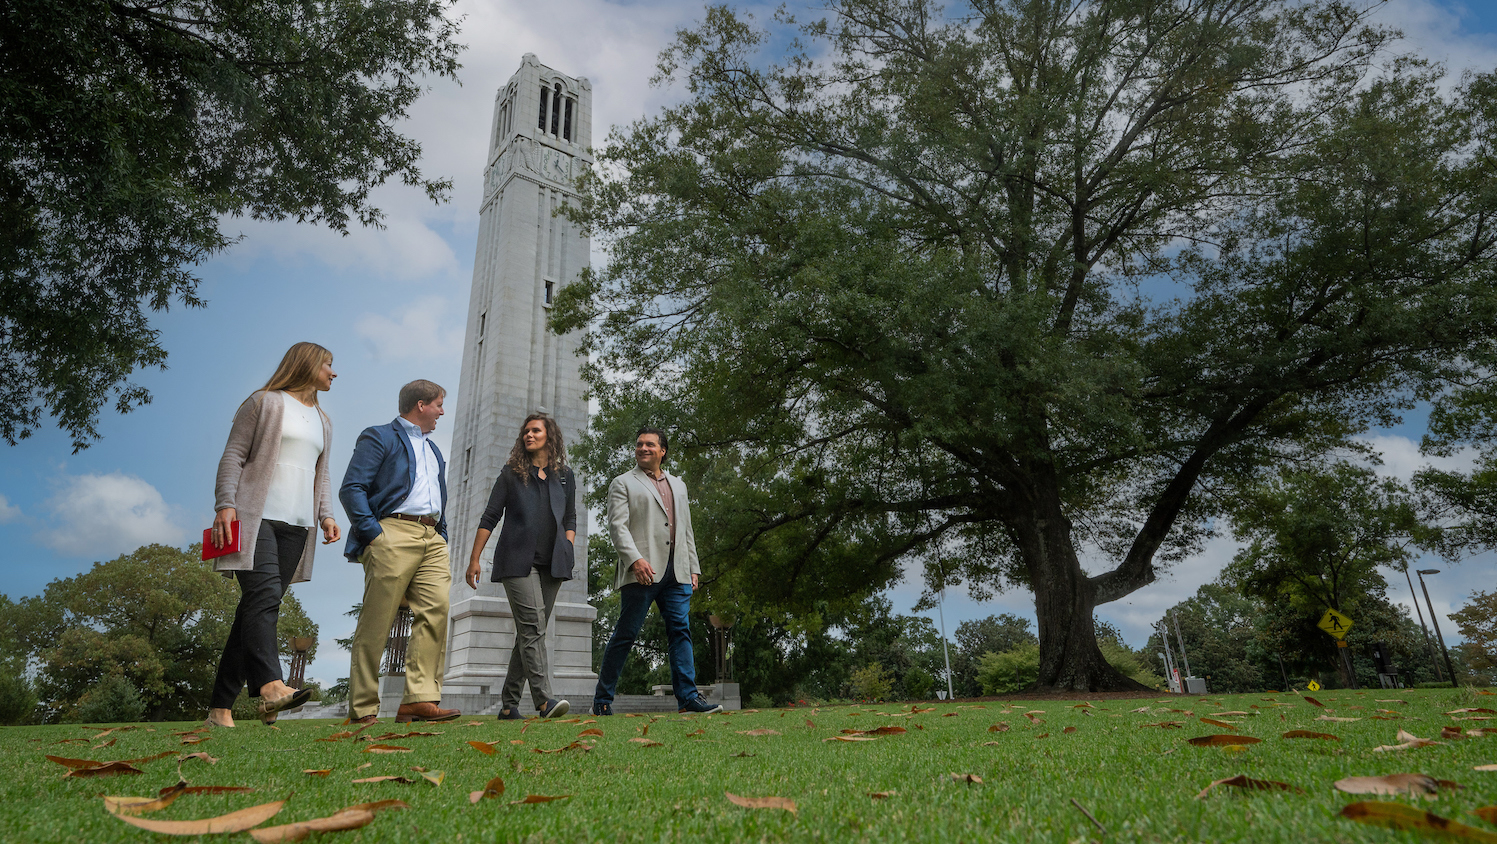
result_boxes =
[261,392,325,526]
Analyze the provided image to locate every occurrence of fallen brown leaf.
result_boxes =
[1282,730,1339,741]
[469,776,506,803]
[731,752,755,757]
[103,784,187,816]
[1374,729,1445,752]
[248,800,408,844]
[1476,765,1497,772]
[578,728,604,737]
[351,776,418,784]
[93,739,118,749]
[1201,718,1238,732]
[1187,735,1262,747]
[420,770,445,787]
[303,770,332,778]
[737,729,780,736]
[363,745,411,754]
[725,792,797,814]
[1340,801,1497,842]
[180,752,218,765]
[1316,715,1361,723]
[1217,711,1251,717]
[1141,721,1184,729]
[105,799,285,834]
[1195,775,1300,799]
[533,742,590,754]
[1442,726,1468,741]
[46,755,103,769]
[511,794,571,805]
[370,732,440,741]
[824,736,877,742]
[1448,708,1497,715]
[686,728,705,737]
[180,735,210,745]
[1334,774,1445,796]
[950,773,983,784]
[467,740,498,755]
[869,790,896,799]
[989,723,1009,733]
[1303,696,1325,708]
[628,738,662,747]
[65,762,143,778]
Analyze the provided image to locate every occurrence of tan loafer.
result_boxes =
[395,701,461,723]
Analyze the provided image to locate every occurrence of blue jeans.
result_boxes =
[594,572,698,707]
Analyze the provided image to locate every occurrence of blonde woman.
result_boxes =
[205,342,341,727]
[464,413,577,719]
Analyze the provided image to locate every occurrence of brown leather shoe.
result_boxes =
[396,701,461,723]
[348,714,379,726]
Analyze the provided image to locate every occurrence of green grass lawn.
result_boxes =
[2,688,1493,842]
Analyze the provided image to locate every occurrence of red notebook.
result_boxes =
[201,520,241,561]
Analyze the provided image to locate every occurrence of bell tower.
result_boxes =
[442,55,596,709]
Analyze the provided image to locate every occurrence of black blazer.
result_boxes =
[477,464,577,580]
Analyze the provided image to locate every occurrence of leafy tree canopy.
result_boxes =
[558,0,1497,689]
[0,0,462,449]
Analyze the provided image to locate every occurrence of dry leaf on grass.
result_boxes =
[469,776,505,804]
[1303,696,1325,708]
[686,729,705,737]
[46,755,105,769]
[989,723,1009,733]
[511,794,571,805]
[869,791,896,799]
[180,736,210,745]
[1195,775,1300,799]
[248,800,408,844]
[363,745,411,754]
[1201,719,1238,731]
[1316,715,1361,723]
[105,799,285,835]
[1187,735,1262,747]
[370,732,440,741]
[1442,726,1469,741]
[725,792,797,814]
[1282,730,1339,741]
[1340,801,1497,842]
[628,738,662,747]
[950,773,983,784]
[731,752,755,757]
[93,739,117,749]
[181,752,218,765]
[1476,765,1497,772]
[65,762,144,778]
[533,742,590,754]
[351,776,418,784]
[1141,722,1184,729]
[1036,732,1050,739]
[316,732,353,743]
[355,763,372,770]
[1448,709,1497,715]
[824,736,877,742]
[1218,711,1251,717]
[1373,729,1444,752]
[510,740,524,745]
[467,741,498,755]
[103,784,187,816]
[578,728,604,737]
[737,729,781,736]
[174,786,254,796]
[463,721,484,727]
[1475,807,1497,824]
[304,770,332,778]
[1334,774,1459,796]
[420,771,444,787]
[1063,727,1077,734]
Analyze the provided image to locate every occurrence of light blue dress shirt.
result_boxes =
[393,416,443,518]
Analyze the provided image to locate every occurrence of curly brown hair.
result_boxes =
[506,413,567,483]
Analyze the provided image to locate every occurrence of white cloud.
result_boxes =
[1356,433,1477,481]
[221,204,464,283]
[40,473,186,558]
[354,298,465,364]
[1372,0,1497,81]
[0,494,20,524]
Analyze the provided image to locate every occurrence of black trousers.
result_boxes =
[210,519,308,708]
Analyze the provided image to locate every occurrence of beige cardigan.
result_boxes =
[606,467,699,590]
[213,391,334,583]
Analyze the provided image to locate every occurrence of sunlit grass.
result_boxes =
[1,688,1493,842]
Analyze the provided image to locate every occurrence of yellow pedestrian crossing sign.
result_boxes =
[1317,609,1353,640]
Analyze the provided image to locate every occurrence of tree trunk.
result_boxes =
[1019,493,1151,692]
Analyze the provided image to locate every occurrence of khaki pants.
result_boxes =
[349,517,451,718]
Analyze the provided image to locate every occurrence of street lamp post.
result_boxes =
[1415,569,1460,689]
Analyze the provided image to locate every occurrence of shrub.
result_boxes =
[72,675,146,724]
[1100,640,1165,689]
[0,672,38,725]
[977,644,1040,694]
[745,691,774,709]
[848,663,893,701]
[903,666,935,701]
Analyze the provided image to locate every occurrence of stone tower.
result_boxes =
[442,55,597,710]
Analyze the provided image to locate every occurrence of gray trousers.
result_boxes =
[500,566,563,710]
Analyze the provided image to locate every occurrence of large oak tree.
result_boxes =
[556,0,1497,689]
[1,0,461,449]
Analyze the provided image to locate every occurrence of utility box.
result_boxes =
[1185,676,1207,695]
[1371,640,1400,688]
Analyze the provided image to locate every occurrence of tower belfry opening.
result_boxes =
[442,55,596,713]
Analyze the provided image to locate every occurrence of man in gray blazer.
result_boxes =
[591,427,721,715]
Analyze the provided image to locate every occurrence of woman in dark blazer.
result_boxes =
[464,412,577,719]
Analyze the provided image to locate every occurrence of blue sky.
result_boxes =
[3,0,1495,688]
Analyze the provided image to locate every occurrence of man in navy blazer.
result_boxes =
[339,379,460,725]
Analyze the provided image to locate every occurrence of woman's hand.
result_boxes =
[321,518,341,545]
[212,508,237,549]
[465,558,482,589]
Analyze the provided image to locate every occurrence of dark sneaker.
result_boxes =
[496,706,524,720]
[678,695,723,715]
[539,698,570,719]
[591,701,612,716]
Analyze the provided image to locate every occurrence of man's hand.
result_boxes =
[691,573,699,589]
[321,518,341,545]
[631,559,655,586]
[465,559,482,589]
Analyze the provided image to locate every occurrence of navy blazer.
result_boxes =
[339,419,448,561]
[477,465,577,581]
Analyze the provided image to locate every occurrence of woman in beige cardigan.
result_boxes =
[205,342,341,727]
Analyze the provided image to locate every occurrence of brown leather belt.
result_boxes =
[390,513,438,527]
